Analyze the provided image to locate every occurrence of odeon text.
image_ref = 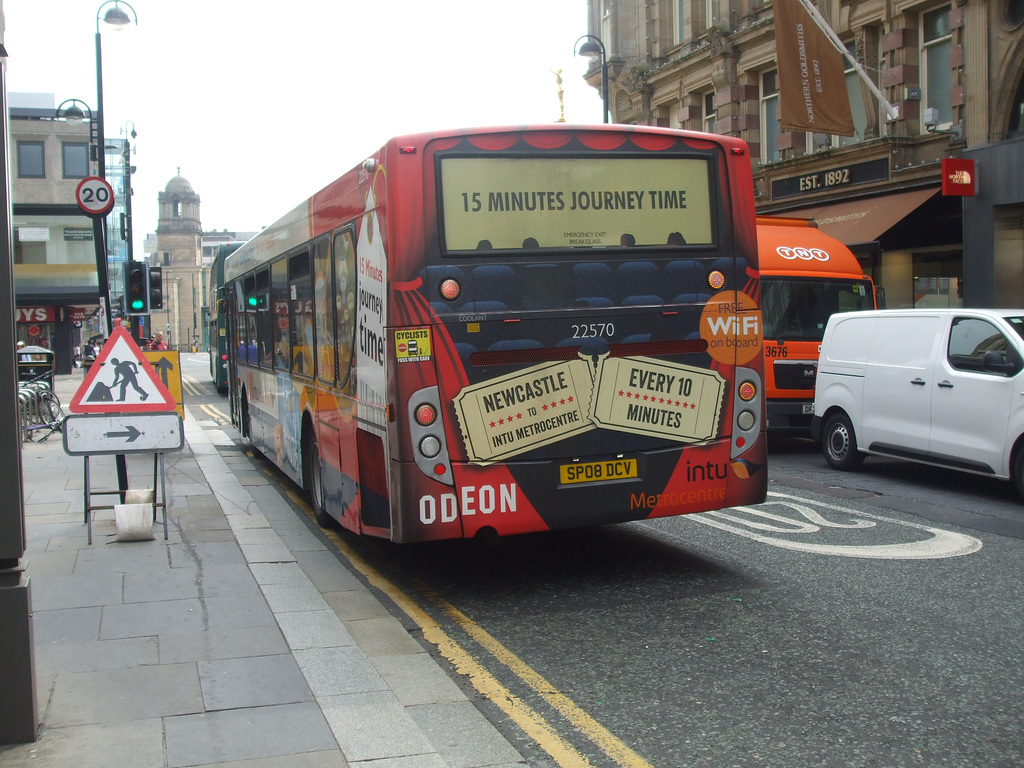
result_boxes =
[419,483,518,525]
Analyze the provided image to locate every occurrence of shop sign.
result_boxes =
[942,158,976,196]
[16,307,55,323]
[772,158,889,200]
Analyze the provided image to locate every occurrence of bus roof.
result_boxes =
[225,124,755,283]
[756,215,866,278]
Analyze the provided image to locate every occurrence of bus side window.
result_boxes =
[271,259,290,371]
[290,249,312,378]
[333,229,357,388]
[255,270,271,368]
[313,238,334,385]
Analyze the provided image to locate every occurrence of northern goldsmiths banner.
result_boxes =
[774,0,855,136]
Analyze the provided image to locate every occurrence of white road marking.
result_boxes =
[685,491,983,559]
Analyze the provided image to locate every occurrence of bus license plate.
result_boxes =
[560,459,638,485]
[802,403,815,414]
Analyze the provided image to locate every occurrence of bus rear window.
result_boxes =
[439,156,714,253]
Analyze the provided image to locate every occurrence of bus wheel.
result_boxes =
[240,391,251,441]
[306,433,333,528]
[822,412,864,471]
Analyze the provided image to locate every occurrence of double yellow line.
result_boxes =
[285,487,654,768]
[181,373,230,424]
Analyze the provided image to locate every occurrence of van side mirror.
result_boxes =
[982,349,1016,375]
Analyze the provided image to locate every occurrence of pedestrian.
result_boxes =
[150,331,168,351]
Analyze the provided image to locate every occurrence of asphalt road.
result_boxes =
[183,355,1024,768]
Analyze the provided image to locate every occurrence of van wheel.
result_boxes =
[1013,449,1024,501]
[823,412,864,471]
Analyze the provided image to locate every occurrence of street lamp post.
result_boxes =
[55,97,110,355]
[95,0,137,502]
[575,34,609,124]
[55,98,97,173]
[55,99,109,342]
[95,0,137,334]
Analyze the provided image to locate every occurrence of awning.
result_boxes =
[780,187,938,245]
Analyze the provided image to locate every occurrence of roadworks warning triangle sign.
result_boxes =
[69,326,177,413]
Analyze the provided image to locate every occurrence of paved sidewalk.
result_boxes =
[0,374,527,768]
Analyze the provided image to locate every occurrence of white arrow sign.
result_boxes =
[63,412,184,456]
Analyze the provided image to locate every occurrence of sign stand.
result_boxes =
[62,412,184,544]
[64,327,184,544]
[81,453,168,545]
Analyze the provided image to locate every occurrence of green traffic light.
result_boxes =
[247,296,258,307]
[131,299,145,311]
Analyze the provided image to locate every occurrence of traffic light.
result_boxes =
[123,261,150,315]
[149,266,163,310]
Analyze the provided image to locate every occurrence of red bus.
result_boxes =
[223,125,767,543]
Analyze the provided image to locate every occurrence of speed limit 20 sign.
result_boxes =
[75,176,115,216]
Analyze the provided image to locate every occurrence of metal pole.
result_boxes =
[94,29,112,336]
[793,0,898,121]
[600,58,609,124]
[0,43,39,745]
[96,20,128,499]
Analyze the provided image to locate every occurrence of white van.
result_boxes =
[812,308,1024,498]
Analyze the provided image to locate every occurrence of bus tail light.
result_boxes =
[414,403,437,426]
[439,278,461,302]
[408,386,453,485]
[732,369,762,459]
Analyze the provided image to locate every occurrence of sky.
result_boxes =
[3,0,605,257]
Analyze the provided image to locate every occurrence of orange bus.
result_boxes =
[757,216,876,433]
[223,125,767,543]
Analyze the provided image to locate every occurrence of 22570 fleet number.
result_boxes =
[572,323,615,339]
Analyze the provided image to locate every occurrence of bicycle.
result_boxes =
[19,374,65,442]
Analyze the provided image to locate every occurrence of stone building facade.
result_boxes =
[583,0,1024,307]
[8,93,108,372]
[148,173,209,350]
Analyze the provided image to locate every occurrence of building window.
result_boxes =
[668,102,682,129]
[601,0,612,49]
[840,44,872,147]
[922,5,953,129]
[62,142,89,178]
[703,91,716,133]
[1010,73,1024,136]
[761,70,780,164]
[17,141,45,178]
[674,0,685,44]
[1010,0,1024,27]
